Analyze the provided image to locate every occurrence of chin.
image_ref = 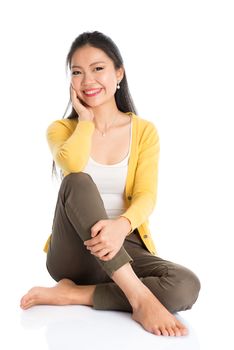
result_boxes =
[85,100,104,108]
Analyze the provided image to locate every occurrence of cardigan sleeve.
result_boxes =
[120,122,160,233]
[46,119,95,173]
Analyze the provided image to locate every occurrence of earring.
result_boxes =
[117,81,121,89]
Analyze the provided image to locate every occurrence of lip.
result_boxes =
[83,88,102,97]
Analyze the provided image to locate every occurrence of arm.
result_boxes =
[120,122,160,233]
[84,122,160,260]
[46,119,95,173]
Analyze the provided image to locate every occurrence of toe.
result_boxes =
[153,328,161,336]
[20,294,35,310]
[20,296,28,308]
[174,326,181,336]
[180,327,188,336]
[160,327,169,336]
[168,327,175,336]
[176,320,188,335]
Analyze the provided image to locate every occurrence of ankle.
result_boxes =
[111,263,157,309]
[128,284,154,309]
[74,285,95,306]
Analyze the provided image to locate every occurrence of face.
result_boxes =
[70,45,124,107]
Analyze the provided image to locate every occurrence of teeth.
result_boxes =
[84,89,101,95]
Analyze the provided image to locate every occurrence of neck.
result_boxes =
[92,100,121,128]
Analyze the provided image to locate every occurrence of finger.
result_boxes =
[91,221,105,237]
[70,84,77,100]
[99,250,115,261]
[92,249,110,259]
[84,236,100,247]
[70,84,84,111]
[91,229,100,238]
[88,243,105,253]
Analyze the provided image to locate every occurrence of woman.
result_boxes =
[20,31,200,337]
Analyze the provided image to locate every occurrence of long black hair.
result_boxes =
[51,31,138,180]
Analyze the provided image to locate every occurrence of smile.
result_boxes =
[83,88,102,97]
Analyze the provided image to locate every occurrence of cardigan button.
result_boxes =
[143,234,148,239]
[127,196,132,200]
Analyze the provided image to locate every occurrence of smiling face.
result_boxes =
[70,45,124,108]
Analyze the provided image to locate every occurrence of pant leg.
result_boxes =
[46,172,132,281]
[93,229,201,313]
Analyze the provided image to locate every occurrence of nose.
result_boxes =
[81,72,95,86]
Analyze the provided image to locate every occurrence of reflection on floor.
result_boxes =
[19,305,200,350]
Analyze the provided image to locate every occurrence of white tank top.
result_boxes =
[83,119,133,219]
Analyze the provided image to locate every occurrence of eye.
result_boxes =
[71,70,81,76]
[94,66,104,72]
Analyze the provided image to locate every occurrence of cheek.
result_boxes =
[71,77,80,89]
[70,78,86,101]
[101,74,117,93]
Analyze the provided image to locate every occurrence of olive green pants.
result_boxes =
[46,172,200,312]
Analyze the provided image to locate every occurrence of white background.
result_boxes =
[0,0,233,349]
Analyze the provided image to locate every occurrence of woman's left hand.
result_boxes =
[84,217,131,261]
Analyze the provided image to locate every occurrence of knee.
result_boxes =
[166,264,201,313]
[59,172,95,199]
[61,172,95,192]
[63,172,93,186]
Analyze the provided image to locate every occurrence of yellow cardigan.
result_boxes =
[43,112,160,255]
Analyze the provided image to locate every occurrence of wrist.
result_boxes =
[117,216,132,236]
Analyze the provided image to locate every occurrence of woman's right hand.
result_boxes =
[70,84,94,121]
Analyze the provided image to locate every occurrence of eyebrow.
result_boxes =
[71,61,106,69]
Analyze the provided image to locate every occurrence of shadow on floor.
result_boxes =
[20,305,200,350]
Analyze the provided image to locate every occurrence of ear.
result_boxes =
[116,66,124,82]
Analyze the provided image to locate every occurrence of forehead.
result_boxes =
[71,45,112,67]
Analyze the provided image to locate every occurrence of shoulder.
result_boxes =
[132,113,159,143]
[46,118,78,135]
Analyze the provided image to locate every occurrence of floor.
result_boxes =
[2,190,233,350]
[9,303,200,350]
[2,255,232,350]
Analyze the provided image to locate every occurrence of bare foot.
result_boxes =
[132,291,188,337]
[20,279,80,310]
